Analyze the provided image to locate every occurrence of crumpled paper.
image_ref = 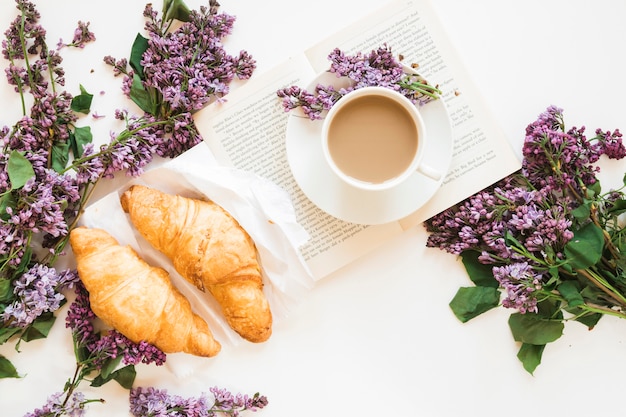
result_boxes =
[78,143,314,376]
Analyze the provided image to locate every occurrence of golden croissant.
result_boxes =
[69,226,221,357]
[120,185,272,343]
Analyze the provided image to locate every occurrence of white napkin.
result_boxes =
[78,143,314,377]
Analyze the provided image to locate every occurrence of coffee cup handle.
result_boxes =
[417,163,442,181]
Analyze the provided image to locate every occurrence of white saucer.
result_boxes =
[285,70,453,225]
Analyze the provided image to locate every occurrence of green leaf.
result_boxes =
[576,312,603,329]
[570,203,591,220]
[557,281,584,307]
[564,222,604,270]
[0,192,17,221]
[100,355,123,380]
[89,372,112,388]
[20,313,56,342]
[0,278,12,303]
[7,150,35,190]
[579,285,605,305]
[566,306,602,329]
[129,33,149,78]
[50,140,70,173]
[13,246,32,278]
[0,327,21,345]
[536,297,563,319]
[91,364,136,389]
[460,251,499,288]
[607,199,626,215]
[449,286,500,323]
[508,313,564,345]
[71,84,93,114]
[163,0,191,22]
[70,125,93,158]
[74,344,91,363]
[588,180,601,197]
[517,343,545,375]
[0,355,19,379]
[129,74,157,115]
[113,365,136,389]
[504,230,525,250]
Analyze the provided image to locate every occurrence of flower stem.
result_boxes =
[580,302,626,320]
[576,267,626,308]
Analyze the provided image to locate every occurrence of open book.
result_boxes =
[194,0,520,280]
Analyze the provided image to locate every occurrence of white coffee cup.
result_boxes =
[321,86,441,191]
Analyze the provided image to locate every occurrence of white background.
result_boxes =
[2,0,626,416]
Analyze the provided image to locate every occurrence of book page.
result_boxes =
[194,54,404,280]
[306,0,521,228]
[194,0,520,280]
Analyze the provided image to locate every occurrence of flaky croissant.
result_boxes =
[69,226,221,357]
[120,185,272,343]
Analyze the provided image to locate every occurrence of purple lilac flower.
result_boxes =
[65,280,97,346]
[210,386,269,414]
[89,332,167,369]
[425,187,507,256]
[139,2,256,113]
[1,265,78,327]
[4,62,28,91]
[3,1,69,92]
[277,44,439,120]
[2,0,41,62]
[522,106,603,195]
[29,91,76,139]
[426,174,576,270]
[96,114,161,179]
[0,159,83,260]
[522,205,574,253]
[276,85,336,120]
[128,386,268,417]
[597,128,626,159]
[73,143,105,185]
[234,50,256,80]
[493,262,543,314]
[102,1,253,166]
[328,45,405,91]
[59,21,95,49]
[129,387,171,416]
[424,106,625,318]
[0,223,28,267]
[25,391,87,417]
[102,55,128,77]
[4,91,78,154]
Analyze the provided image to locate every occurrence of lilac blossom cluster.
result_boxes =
[4,155,82,252]
[103,1,256,158]
[522,105,625,195]
[1,264,78,327]
[140,1,255,111]
[57,21,96,49]
[1,0,86,266]
[1,0,90,335]
[24,391,87,417]
[129,386,268,417]
[2,0,255,335]
[425,106,626,314]
[2,0,66,89]
[276,44,440,120]
[3,0,263,414]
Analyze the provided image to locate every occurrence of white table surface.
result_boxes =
[2,0,626,416]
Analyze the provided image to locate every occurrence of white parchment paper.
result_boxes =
[78,143,314,376]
